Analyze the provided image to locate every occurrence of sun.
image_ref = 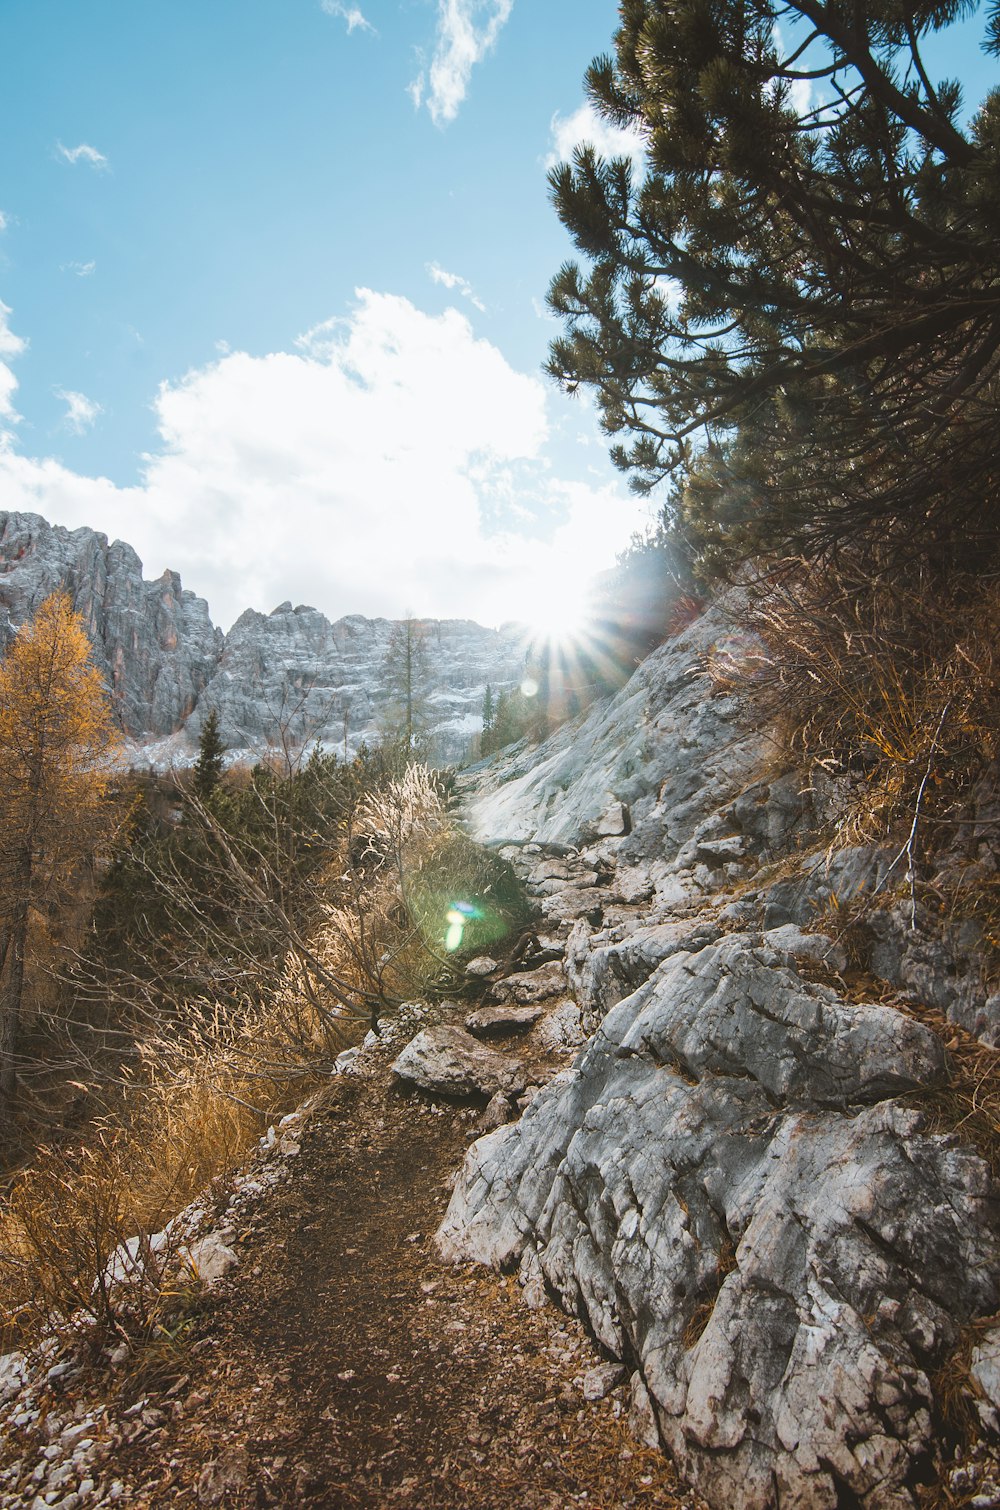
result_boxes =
[516,580,590,648]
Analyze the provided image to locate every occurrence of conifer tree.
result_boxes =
[192,708,226,802]
[547,0,1000,575]
[0,592,121,1110]
[381,615,432,752]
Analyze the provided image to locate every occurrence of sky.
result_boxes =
[0,1,994,633]
[0,0,652,632]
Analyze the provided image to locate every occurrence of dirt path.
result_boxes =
[104,1058,699,1509]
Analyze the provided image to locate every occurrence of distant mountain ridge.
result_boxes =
[0,511,527,764]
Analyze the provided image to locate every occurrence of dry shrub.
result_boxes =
[743,564,1000,819]
[1,1124,196,1351]
[735,563,1000,927]
[0,763,530,1356]
[896,1002,1000,1179]
[0,990,328,1353]
[313,764,531,1014]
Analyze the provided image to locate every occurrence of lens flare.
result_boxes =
[444,900,480,952]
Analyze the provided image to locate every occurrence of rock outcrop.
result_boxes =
[0,511,221,737]
[0,512,526,763]
[437,606,1000,1508]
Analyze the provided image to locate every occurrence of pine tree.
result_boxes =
[0,592,121,1109]
[547,0,1000,576]
[481,683,495,740]
[192,708,226,802]
[381,615,432,753]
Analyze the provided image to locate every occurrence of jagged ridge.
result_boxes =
[0,511,527,763]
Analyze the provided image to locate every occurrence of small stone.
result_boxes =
[181,1233,237,1287]
[582,1363,626,1402]
[465,956,501,977]
[476,1090,515,1133]
[465,1004,544,1036]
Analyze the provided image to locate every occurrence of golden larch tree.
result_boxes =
[0,592,121,1112]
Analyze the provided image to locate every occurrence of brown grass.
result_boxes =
[733,563,1000,869]
[682,1234,737,1350]
[0,764,531,1361]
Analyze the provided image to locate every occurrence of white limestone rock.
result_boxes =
[465,1003,544,1036]
[181,1234,237,1287]
[491,961,566,1004]
[391,1025,525,1099]
[437,936,992,1510]
[465,956,501,978]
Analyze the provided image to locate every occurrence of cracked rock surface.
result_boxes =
[438,930,1000,1508]
[441,605,1000,1509]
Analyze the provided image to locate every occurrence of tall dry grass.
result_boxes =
[733,564,1000,934]
[0,761,530,1355]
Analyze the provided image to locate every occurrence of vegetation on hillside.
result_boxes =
[0,593,124,1121]
[547,0,1000,905]
[0,607,531,1348]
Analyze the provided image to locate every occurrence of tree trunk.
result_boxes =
[0,855,32,1115]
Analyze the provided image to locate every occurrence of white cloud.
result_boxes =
[0,211,7,233]
[411,0,514,127]
[55,389,102,434]
[770,22,815,117]
[0,303,26,433]
[320,1,375,34]
[62,260,97,277]
[0,303,26,363]
[0,290,649,631]
[56,141,109,170]
[426,261,486,312]
[546,102,646,173]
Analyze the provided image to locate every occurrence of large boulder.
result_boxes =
[437,934,998,1509]
[391,1025,525,1099]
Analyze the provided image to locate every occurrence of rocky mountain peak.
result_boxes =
[0,510,528,763]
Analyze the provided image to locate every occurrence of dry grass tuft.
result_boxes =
[900,1007,1000,1178]
[732,565,1000,933]
[0,762,531,1362]
[682,1234,737,1350]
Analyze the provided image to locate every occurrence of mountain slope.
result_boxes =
[0,511,527,763]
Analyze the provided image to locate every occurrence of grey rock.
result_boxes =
[465,1004,544,1036]
[763,922,848,975]
[566,916,723,1028]
[582,1362,626,1401]
[464,956,501,978]
[972,1327,1000,1410]
[438,937,990,1509]
[391,1025,525,1099]
[593,798,630,838]
[476,1090,516,1134]
[491,961,566,1004]
[534,999,585,1055]
[695,834,746,863]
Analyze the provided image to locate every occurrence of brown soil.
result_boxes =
[95,1056,701,1509]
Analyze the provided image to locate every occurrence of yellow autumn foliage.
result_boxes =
[0,591,122,1105]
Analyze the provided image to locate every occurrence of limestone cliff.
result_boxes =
[0,511,526,763]
[438,605,1000,1509]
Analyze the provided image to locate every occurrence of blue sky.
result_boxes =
[0,1,994,629]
